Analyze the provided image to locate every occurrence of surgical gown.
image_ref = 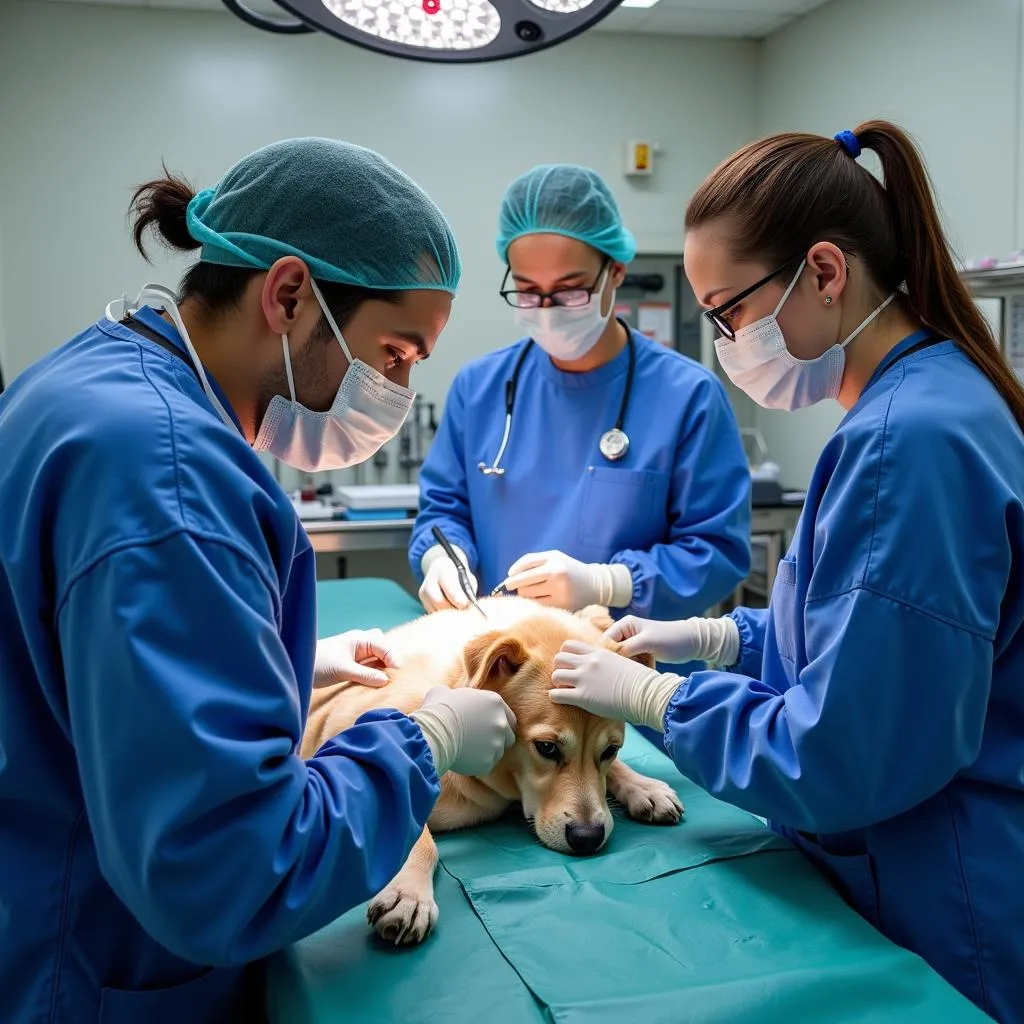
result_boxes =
[0,307,440,1023]
[661,332,1024,1023]
[410,330,751,619]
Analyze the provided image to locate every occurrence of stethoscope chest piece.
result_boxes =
[598,427,629,461]
[479,329,636,477]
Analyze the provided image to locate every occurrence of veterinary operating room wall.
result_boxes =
[752,0,1024,488]
[0,0,757,419]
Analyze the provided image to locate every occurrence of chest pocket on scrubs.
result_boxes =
[771,556,799,663]
[578,467,667,553]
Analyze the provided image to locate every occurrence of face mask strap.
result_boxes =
[840,292,897,349]
[309,277,356,366]
[773,261,805,317]
[281,333,297,402]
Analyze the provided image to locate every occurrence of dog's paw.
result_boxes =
[367,882,439,946]
[617,775,684,825]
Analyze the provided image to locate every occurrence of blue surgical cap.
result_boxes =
[496,164,637,265]
[185,138,461,293]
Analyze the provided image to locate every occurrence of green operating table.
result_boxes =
[266,578,989,1024]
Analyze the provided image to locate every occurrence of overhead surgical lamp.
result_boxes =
[220,0,624,62]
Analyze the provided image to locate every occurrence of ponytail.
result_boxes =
[853,120,1024,430]
[129,168,201,261]
[686,120,1024,431]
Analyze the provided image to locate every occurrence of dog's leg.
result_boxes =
[607,758,684,824]
[366,827,440,945]
[367,778,508,945]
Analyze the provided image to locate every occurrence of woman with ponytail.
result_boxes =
[550,121,1024,1021]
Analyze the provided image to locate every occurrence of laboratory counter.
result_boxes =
[302,503,803,602]
[265,578,988,1024]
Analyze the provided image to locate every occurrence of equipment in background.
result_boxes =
[962,262,1024,382]
[398,399,438,483]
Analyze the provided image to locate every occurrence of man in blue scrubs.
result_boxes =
[0,139,515,1023]
[411,164,750,629]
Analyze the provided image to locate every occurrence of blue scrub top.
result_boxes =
[410,331,751,619]
[0,307,440,1023]
[661,332,1024,1022]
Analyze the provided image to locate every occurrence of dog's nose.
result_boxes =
[565,822,606,855]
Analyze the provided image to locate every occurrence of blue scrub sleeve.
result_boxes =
[57,532,440,968]
[729,606,767,678]
[409,372,479,578]
[661,587,991,834]
[611,377,750,618]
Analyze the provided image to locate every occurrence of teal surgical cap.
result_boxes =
[496,164,637,265]
[185,138,461,293]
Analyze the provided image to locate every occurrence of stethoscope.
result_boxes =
[478,327,635,476]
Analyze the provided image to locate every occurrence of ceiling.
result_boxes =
[41,0,834,39]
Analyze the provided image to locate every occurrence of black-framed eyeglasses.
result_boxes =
[703,254,804,341]
[500,259,610,310]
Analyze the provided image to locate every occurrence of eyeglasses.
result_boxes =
[703,254,804,341]
[500,259,610,309]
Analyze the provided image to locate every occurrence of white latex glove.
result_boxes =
[313,629,400,688]
[419,544,478,613]
[499,550,633,611]
[551,642,684,733]
[604,615,740,667]
[409,686,517,777]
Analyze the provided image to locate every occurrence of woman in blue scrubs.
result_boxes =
[411,164,751,626]
[550,121,1024,1023]
[0,139,515,1023]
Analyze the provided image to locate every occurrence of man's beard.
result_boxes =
[255,324,338,431]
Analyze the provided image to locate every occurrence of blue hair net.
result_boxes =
[185,138,461,293]
[496,164,637,264]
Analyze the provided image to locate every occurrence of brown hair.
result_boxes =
[127,171,401,328]
[686,119,1024,430]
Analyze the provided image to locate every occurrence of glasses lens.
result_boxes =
[551,289,591,308]
[506,291,541,309]
[712,314,734,340]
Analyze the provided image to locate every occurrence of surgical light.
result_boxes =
[220,0,624,62]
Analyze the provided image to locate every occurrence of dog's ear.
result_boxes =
[575,604,613,633]
[464,631,529,690]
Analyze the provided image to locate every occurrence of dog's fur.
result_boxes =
[303,596,683,945]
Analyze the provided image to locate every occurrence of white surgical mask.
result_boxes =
[714,261,896,411]
[514,266,613,361]
[253,280,415,472]
[110,281,413,474]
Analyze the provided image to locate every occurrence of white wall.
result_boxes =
[753,0,1024,486]
[0,0,757,409]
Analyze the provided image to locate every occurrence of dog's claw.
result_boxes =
[616,776,684,825]
[368,884,439,946]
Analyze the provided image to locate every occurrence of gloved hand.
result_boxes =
[499,550,633,611]
[410,686,517,776]
[551,642,684,733]
[313,629,400,688]
[604,615,740,667]
[419,543,479,613]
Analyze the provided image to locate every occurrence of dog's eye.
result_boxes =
[600,745,620,762]
[533,740,560,761]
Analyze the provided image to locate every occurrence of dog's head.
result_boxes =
[460,605,654,856]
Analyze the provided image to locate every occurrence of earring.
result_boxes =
[825,295,833,305]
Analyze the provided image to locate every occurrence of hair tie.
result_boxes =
[834,130,861,159]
